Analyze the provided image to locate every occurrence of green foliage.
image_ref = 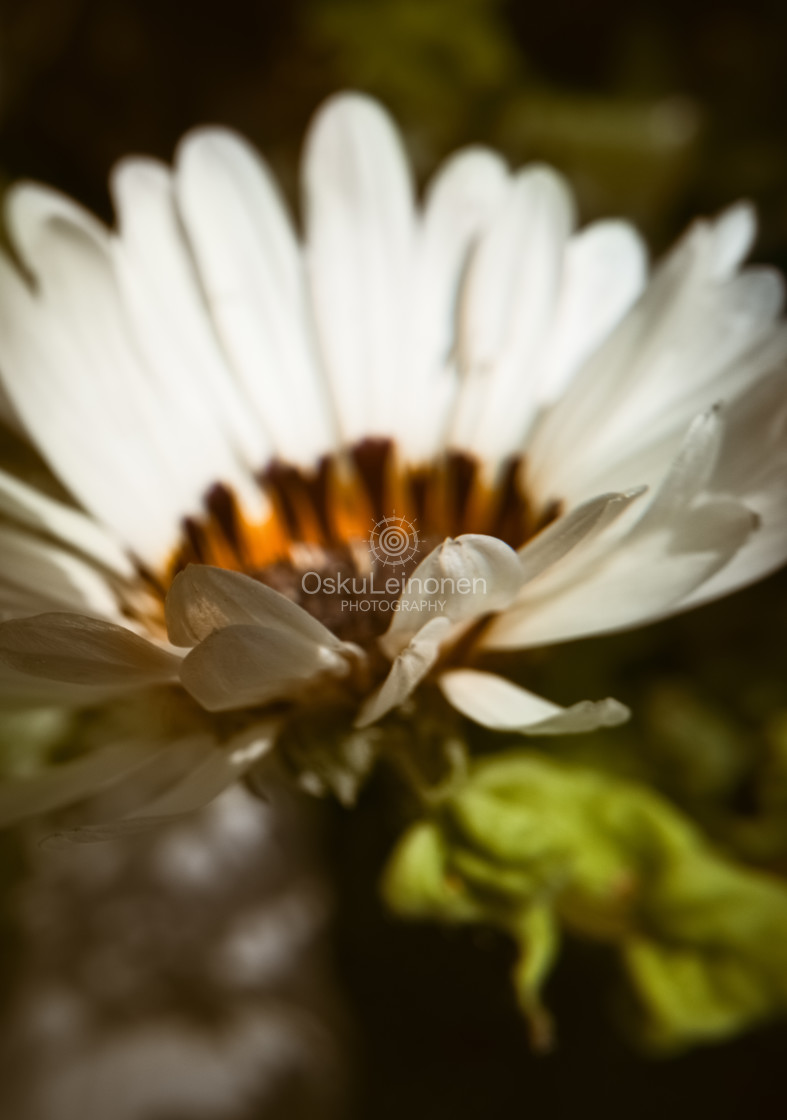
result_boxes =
[384,751,787,1051]
[304,0,701,237]
[306,0,522,155]
[0,707,75,779]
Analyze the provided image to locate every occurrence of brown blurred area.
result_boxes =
[1,1,787,1118]
[1,0,787,255]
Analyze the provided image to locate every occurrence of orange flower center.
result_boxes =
[158,440,559,641]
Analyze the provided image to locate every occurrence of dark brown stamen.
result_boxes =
[182,516,209,563]
[352,438,392,521]
[205,482,242,550]
[444,451,478,532]
[490,455,533,545]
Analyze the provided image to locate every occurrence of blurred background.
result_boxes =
[1,0,787,1116]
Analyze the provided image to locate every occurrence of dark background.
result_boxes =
[3,0,787,263]
[2,0,787,1116]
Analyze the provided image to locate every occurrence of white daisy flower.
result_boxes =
[0,92,785,822]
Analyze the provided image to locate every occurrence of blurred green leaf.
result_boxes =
[384,751,787,1051]
[0,707,75,778]
[306,0,522,159]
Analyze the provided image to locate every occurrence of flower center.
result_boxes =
[162,439,560,642]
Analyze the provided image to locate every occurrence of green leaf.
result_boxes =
[383,750,787,1050]
[511,904,560,1051]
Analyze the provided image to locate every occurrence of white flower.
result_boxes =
[0,92,785,821]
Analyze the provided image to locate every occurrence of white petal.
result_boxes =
[0,738,161,826]
[0,727,264,835]
[534,219,648,406]
[708,201,756,279]
[439,669,630,735]
[0,525,122,619]
[0,467,134,578]
[110,157,267,512]
[0,252,168,565]
[487,496,756,649]
[0,664,113,706]
[180,623,350,712]
[487,406,759,647]
[632,405,723,529]
[399,147,510,460]
[528,206,784,507]
[383,534,524,652]
[450,165,575,461]
[517,489,646,585]
[0,612,181,683]
[680,473,787,607]
[165,564,344,650]
[0,613,181,704]
[679,373,787,604]
[302,92,415,442]
[456,166,575,374]
[708,364,787,495]
[175,129,335,464]
[39,735,243,841]
[355,616,452,728]
[0,189,193,565]
[122,721,278,820]
[581,271,787,504]
[7,181,107,256]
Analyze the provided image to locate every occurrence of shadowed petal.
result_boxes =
[355,617,452,728]
[180,623,350,712]
[166,564,343,650]
[0,613,181,705]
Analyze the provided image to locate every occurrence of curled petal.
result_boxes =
[384,534,524,654]
[356,617,452,728]
[439,669,630,735]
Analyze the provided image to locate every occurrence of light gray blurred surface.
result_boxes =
[0,782,347,1120]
